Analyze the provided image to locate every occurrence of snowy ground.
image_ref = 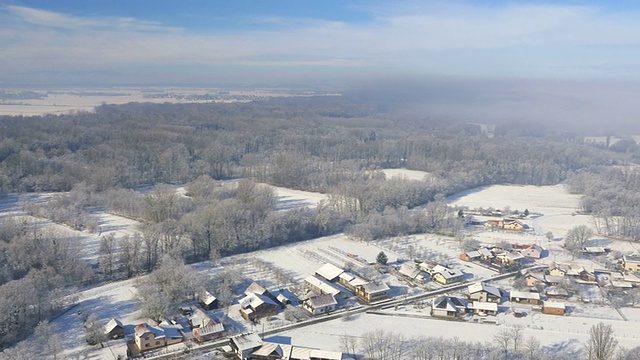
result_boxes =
[380,168,433,181]
[6,182,640,358]
[268,185,329,210]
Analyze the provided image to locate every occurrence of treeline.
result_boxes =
[0,99,619,197]
[0,217,91,348]
[568,167,640,240]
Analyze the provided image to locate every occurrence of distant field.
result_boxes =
[381,168,433,181]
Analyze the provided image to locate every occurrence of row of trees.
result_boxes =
[343,323,631,360]
[568,168,640,240]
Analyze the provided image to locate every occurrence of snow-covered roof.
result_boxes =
[471,301,498,312]
[189,308,215,328]
[200,290,217,305]
[195,323,225,336]
[245,282,268,296]
[545,275,564,283]
[104,318,123,333]
[339,272,368,286]
[432,296,467,313]
[306,294,337,308]
[543,300,566,309]
[398,262,423,279]
[509,290,540,300]
[433,265,463,280]
[253,342,291,357]
[468,282,500,298]
[304,275,342,296]
[315,263,344,281]
[623,255,640,263]
[545,287,569,296]
[478,248,493,257]
[359,281,389,294]
[231,332,263,351]
[240,293,279,309]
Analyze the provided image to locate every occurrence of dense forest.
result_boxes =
[0,97,637,350]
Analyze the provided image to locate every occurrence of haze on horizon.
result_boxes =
[3,0,640,134]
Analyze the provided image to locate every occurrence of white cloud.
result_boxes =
[3,3,640,83]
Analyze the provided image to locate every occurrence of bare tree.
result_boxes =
[494,328,511,359]
[340,334,358,360]
[512,325,524,352]
[98,233,117,278]
[586,322,619,360]
[564,225,593,259]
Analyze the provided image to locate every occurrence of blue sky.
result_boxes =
[3,1,640,86]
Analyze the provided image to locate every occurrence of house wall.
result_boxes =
[470,292,488,302]
[543,307,565,315]
[511,297,538,305]
[549,269,566,277]
[623,261,640,272]
[136,334,164,352]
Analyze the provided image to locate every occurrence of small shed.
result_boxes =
[104,318,124,339]
[542,301,566,315]
[200,290,220,310]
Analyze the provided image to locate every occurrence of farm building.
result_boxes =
[622,255,640,272]
[315,263,344,282]
[509,290,540,304]
[338,271,368,291]
[199,290,219,310]
[304,275,343,298]
[542,301,566,315]
[193,322,224,343]
[104,318,124,339]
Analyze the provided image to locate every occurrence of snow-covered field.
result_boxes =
[268,185,329,210]
[5,182,640,358]
[381,168,433,181]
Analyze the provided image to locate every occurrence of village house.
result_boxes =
[622,255,640,272]
[470,301,498,316]
[397,262,424,281]
[239,293,280,321]
[468,282,501,303]
[583,246,608,255]
[244,282,281,305]
[199,290,219,311]
[104,318,124,339]
[425,264,464,285]
[431,295,469,318]
[304,275,343,298]
[545,287,569,299]
[338,271,369,292]
[315,263,344,282]
[251,341,344,360]
[544,275,564,286]
[520,244,544,259]
[521,270,547,287]
[355,281,390,303]
[542,301,566,315]
[487,218,526,231]
[509,290,540,304]
[302,294,338,315]
[230,332,263,360]
[189,308,217,328]
[134,323,183,352]
[494,252,525,267]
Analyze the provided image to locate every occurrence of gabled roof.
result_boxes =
[231,332,263,352]
[468,282,500,298]
[432,295,467,313]
[509,290,540,300]
[471,301,498,312]
[200,290,217,305]
[189,308,215,328]
[543,300,565,309]
[195,323,225,336]
[135,323,167,339]
[398,262,423,279]
[339,272,369,286]
[623,255,640,263]
[315,263,344,281]
[432,265,463,279]
[104,318,123,333]
[359,281,389,294]
[478,248,493,257]
[306,294,337,308]
[304,275,342,296]
[240,293,279,309]
[252,342,291,357]
[245,282,268,297]
[545,287,569,296]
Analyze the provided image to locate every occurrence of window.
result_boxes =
[156,341,161,345]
